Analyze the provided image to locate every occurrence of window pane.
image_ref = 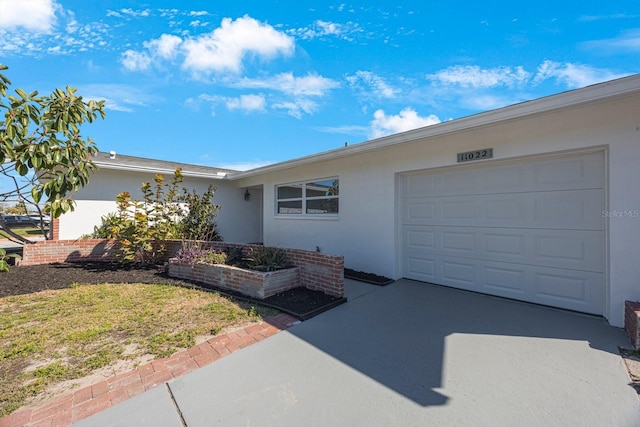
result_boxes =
[306,179,339,197]
[277,184,303,199]
[278,200,302,214]
[306,198,339,214]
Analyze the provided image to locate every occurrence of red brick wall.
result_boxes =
[51,217,60,241]
[625,301,640,350]
[19,239,344,298]
[19,239,122,265]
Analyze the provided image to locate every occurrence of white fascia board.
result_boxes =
[93,162,228,179]
[228,74,640,180]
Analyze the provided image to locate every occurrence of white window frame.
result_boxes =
[275,177,339,217]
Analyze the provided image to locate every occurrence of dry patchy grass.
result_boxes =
[0,283,278,416]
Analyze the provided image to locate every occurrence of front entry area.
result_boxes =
[400,150,605,315]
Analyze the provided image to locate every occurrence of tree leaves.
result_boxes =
[0,65,106,239]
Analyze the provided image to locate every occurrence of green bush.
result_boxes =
[91,168,224,265]
[200,250,227,265]
[244,246,291,272]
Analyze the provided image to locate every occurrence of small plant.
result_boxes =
[244,246,291,272]
[0,248,20,272]
[224,246,245,266]
[200,250,228,265]
[174,247,227,265]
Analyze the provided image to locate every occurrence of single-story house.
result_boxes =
[58,74,640,328]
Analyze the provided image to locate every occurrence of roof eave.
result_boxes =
[93,162,229,179]
[228,74,640,180]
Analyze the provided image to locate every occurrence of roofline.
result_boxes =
[228,73,640,180]
[94,162,230,179]
[92,154,234,179]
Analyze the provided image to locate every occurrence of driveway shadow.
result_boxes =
[287,279,632,407]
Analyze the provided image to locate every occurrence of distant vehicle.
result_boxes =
[0,214,50,227]
[27,214,50,226]
[0,214,33,227]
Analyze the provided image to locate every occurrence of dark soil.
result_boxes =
[344,268,394,286]
[0,262,345,320]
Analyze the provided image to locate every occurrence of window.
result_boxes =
[276,178,339,216]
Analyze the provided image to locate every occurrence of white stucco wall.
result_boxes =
[59,169,263,244]
[235,93,640,327]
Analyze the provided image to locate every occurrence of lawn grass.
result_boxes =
[0,227,48,239]
[0,283,278,417]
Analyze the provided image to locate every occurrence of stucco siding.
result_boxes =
[236,93,640,327]
[59,169,262,243]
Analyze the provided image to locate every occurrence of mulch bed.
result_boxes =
[0,262,345,320]
[344,268,394,286]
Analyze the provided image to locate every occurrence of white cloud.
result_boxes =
[289,19,361,41]
[80,84,156,113]
[346,71,398,99]
[181,15,294,74]
[533,60,628,88]
[189,93,266,115]
[273,98,318,119]
[578,13,638,22]
[121,16,295,76]
[121,50,152,72]
[234,72,339,96]
[225,94,266,112]
[428,65,530,88]
[580,29,640,53]
[0,0,57,32]
[369,108,440,139]
[143,34,182,59]
[109,8,150,19]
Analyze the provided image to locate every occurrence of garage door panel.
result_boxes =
[402,151,604,198]
[405,226,602,271]
[484,266,527,292]
[533,153,604,188]
[401,151,605,315]
[532,190,604,230]
[442,230,475,253]
[442,260,476,286]
[406,257,436,282]
[533,270,603,314]
[404,190,603,230]
[404,254,603,314]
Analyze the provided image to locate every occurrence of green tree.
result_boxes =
[0,64,105,241]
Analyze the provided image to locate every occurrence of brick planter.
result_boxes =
[20,239,344,298]
[625,301,640,350]
[167,261,300,299]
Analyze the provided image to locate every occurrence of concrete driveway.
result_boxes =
[75,279,640,426]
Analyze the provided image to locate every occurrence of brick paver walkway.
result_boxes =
[0,313,298,427]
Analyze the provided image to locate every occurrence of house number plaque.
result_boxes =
[457,148,493,163]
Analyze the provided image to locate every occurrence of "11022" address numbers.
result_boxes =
[457,148,493,163]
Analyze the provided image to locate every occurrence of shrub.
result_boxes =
[224,246,244,266]
[180,185,222,243]
[244,247,291,272]
[0,248,20,272]
[92,168,224,265]
[174,248,227,265]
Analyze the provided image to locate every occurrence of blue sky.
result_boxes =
[0,0,638,170]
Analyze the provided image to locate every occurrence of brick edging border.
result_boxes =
[0,313,299,427]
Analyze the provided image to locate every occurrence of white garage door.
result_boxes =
[401,151,605,314]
